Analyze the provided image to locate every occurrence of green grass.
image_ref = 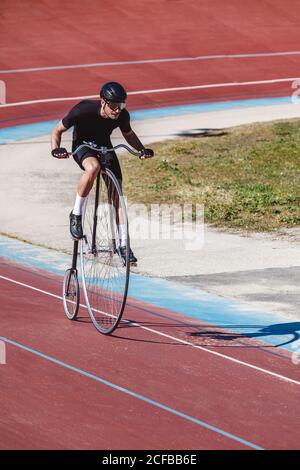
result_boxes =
[121,119,300,232]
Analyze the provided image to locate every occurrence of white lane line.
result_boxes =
[0,273,299,386]
[0,77,297,108]
[1,51,300,74]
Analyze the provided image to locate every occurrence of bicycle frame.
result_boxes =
[63,142,144,333]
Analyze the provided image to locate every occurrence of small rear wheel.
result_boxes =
[63,268,80,320]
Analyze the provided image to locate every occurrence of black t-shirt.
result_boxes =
[62,100,131,149]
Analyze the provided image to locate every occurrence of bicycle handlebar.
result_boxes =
[70,141,143,157]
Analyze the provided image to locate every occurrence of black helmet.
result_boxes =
[100,82,127,103]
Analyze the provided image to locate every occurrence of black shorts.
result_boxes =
[72,146,122,181]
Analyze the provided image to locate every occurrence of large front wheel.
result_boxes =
[80,169,130,334]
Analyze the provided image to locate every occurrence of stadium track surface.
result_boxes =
[1,1,300,450]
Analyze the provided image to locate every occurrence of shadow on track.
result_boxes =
[189,322,300,348]
[113,320,300,352]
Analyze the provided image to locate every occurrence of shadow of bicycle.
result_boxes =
[114,319,300,350]
[189,322,300,348]
[174,128,228,138]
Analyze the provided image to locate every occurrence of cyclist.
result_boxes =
[51,81,154,264]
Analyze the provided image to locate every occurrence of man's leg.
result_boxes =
[112,179,138,264]
[115,179,127,246]
[78,157,101,197]
[102,153,137,264]
[70,157,100,239]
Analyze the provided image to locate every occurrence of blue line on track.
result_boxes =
[0,95,292,144]
[0,335,264,450]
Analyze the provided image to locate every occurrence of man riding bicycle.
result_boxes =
[51,81,154,264]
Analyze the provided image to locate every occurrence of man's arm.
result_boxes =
[51,120,69,158]
[122,130,154,159]
[51,120,67,149]
[121,129,144,151]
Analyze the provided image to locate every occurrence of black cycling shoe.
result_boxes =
[69,211,83,240]
[118,246,138,264]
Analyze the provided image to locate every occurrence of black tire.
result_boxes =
[63,268,80,320]
[80,168,130,334]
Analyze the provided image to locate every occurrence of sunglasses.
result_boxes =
[105,100,126,111]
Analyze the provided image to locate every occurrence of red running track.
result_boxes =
[1,1,300,450]
[1,1,300,127]
[0,258,299,450]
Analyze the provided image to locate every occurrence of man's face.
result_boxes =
[101,98,125,119]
